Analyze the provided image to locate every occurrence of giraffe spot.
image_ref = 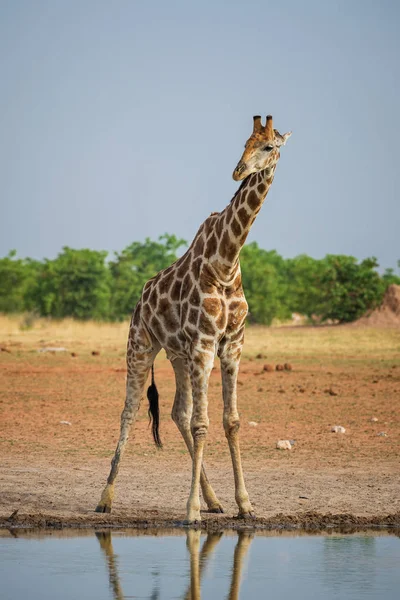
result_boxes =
[142,285,152,303]
[170,278,182,302]
[215,217,223,239]
[230,217,242,238]
[191,367,202,380]
[191,257,202,279]
[229,300,241,311]
[200,339,214,351]
[188,307,199,326]
[158,297,169,313]
[177,253,191,278]
[247,190,260,210]
[162,306,180,332]
[142,302,152,322]
[237,207,249,229]
[193,354,205,367]
[239,231,248,247]
[149,286,159,307]
[226,300,248,332]
[224,207,233,226]
[257,183,266,194]
[181,300,189,324]
[158,272,174,295]
[181,273,193,298]
[238,189,247,205]
[132,302,141,326]
[206,233,218,258]
[189,285,201,307]
[232,273,242,290]
[229,328,245,345]
[151,315,165,341]
[199,275,216,295]
[193,235,205,256]
[199,313,216,336]
[216,308,227,330]
[203,297,220,317]
[220,230,237,263]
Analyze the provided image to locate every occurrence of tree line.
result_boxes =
[1,234,399,325]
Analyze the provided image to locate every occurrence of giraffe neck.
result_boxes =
[209,166,276,281]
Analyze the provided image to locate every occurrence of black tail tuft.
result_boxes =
[147,364,162,448]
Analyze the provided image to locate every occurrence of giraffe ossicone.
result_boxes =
[95,114,291,522]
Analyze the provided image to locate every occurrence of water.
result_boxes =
[0,529,399,600]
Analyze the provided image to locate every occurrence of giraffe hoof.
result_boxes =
[205,505,224,514]
[183,518,201,527]
[237,511,256,520]
[95,504,112,514]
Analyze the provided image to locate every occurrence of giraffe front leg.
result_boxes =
[185,352,214,524]
[95,348,156,514]
[171,359,224,514]
[220,342,254,519]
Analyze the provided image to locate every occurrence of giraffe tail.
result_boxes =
[147,364,162,448]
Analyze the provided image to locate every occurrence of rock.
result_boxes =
[284,363,292,371]
[59,420,72,426]
[275,364,284,371]
[38,347,68,353]
[257,387,264,392]
[325,387,338,396]
[263,364,274,372]
[331,425,346,433]
[370,417,378,422]
[256,353,264,359]
[71,352,78,358]
[276,440,292,450]
[91,350,100,356]
[0,346,11,353]
[248,421,258,427]
[377,432,388,437]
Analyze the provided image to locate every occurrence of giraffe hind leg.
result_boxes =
[95,341,159,513]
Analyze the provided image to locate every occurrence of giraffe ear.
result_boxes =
[274,130,292,147]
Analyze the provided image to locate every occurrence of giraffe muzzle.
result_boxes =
[232,161,247,181]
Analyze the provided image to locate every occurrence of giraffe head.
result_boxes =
[232,115,291,181]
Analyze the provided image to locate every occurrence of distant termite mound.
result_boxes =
[355,284,400,327]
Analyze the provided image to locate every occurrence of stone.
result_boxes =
[325,387,338,396]
[370,417,378,422]
[377,432,388,437]
[276,440,292,450]
[263,364,274,372]
[248,421,258,427]
[284,363,292,371]
[275,364,284,371]
[331,425,346,434]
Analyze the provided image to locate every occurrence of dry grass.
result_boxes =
[1,314,399,365]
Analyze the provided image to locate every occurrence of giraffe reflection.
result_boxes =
[95,530,254,600]
[185,530,253,600]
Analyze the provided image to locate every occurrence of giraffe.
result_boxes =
[95,114,291,523]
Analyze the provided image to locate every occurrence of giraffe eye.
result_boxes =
[263,145,273,152]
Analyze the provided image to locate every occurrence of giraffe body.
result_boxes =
[96,115,291,522]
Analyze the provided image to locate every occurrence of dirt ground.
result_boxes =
[0,317,399,530]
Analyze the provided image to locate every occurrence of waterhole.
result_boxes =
[1,529,399,599]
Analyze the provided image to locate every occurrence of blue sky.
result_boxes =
[1,0,399,270]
